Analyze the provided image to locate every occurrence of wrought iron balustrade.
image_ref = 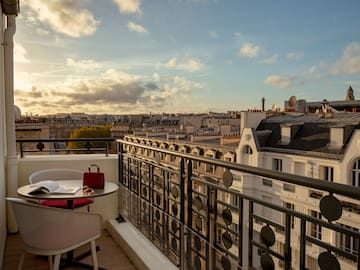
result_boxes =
[117,139,360,270]
[16,138,115,157]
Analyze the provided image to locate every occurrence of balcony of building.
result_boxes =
[2,137,360,270]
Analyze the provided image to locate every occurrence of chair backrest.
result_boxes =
[6,198,101,254]
[29,168,83,184]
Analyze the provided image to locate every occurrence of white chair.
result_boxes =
[7,197,101,270]
[29,168,93,209]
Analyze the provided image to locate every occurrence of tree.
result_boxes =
[67,126,112,150]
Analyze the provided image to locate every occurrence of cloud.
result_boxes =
[16,70,150,113]
[113,0,141,14]
[208,30,218,39]
[127,21,148,33]
[165,58,177,68]
[22,0,99,37]
[153,73,160,82]
[15,69,205,114]
[261,54,278,64]
[331,42,360,75]
[264,75,294,89]
[164,57,204,72]
[36,28,50,35]
[14,42,30,63]
[307,65,322,80]
[66,58,102,71]
[287,51,304,61]
[239,43,262,58]
[234,32,246,42]
[16,86,43,98]
[308,65,317,73]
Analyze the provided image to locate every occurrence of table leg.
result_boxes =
[61,245,105,270]
[67,199,74,209]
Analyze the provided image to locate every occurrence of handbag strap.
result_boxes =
[88,164,100,172]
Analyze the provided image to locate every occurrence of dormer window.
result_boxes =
[352,159,360,187]
[280,123,302,145]
[243,145,253,154]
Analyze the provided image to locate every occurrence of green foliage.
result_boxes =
[68,125,111,149]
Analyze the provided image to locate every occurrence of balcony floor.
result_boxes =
[3,229,136,270]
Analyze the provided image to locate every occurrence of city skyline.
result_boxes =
[14,0,360,115]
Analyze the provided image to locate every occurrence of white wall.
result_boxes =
[0,12,7,268]
[341,129,360,185]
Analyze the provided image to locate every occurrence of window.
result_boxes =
[283,183,295,192]
[262,195,273,221]
[232,223,239,243]
[309,190,323,199]
[294,161,305,176]
[319,165,334,182]
[352,159,360,187]
[262,178,273,187]
[206,163,214,173]
[283,202,295,229]
[232,194,240,207]
[217,229,222,243]
[243,145,253,154]
[273,158,283,172]
[337,224,359,256]
[205,155,215,173]
[309,210,322,240]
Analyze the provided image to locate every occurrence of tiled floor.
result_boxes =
[2,230,136,270]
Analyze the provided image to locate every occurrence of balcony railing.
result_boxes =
[117,138,360,270]
[16,138,116,158]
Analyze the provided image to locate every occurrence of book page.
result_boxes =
[52,185,81,194]
[29,180,59,194]
[29,181,80,194]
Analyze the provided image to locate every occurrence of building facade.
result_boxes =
[237,111,360,269]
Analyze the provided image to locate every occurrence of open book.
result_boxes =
[29,180,81,195]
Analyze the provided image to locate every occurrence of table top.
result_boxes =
[17,180,119,200]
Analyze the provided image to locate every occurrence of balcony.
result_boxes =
[2,137,360,269]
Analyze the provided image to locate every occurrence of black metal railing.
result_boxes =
[117,139,360,270]
[16,138,116,158]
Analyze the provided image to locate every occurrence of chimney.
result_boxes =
[261,97,265,112]
[240,111,266,134]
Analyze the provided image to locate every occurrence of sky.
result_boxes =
[14,0,360,115]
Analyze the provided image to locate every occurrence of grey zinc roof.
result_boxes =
[255,112,360,156]
[263,112,360,124]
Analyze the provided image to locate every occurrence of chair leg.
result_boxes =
[90,240,99,270]
[48,255,53,270]
[17,251,24,270]
[52,254,61,270]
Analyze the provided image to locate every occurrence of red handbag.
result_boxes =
[83,164,105,189]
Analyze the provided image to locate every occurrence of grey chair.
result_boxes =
[7,197,101,270]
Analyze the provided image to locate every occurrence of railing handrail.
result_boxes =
[17,137,116,158]
[17,137,115,143]
[117,138,360,200]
